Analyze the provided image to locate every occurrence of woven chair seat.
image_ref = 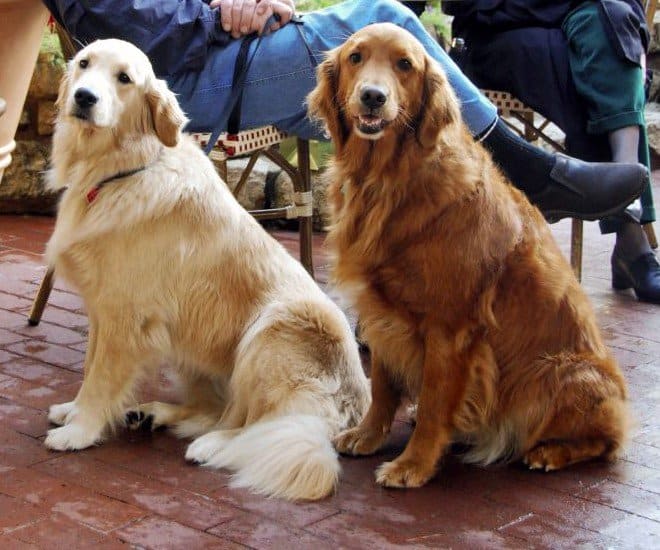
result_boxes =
[190,126,288,162]
[481,90,535,117]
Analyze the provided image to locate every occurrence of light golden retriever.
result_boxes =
[44,38,370,501]
[307,23,629,489]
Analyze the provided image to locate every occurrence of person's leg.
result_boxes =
[564,2,659,303]
[44,0,646,221]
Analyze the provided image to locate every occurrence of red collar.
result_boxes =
[86,165,149,204]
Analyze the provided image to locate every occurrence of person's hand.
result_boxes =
[210,0,295,38]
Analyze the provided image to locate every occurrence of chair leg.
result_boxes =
[643,222,658,250]
[296,138,314,278]
[28,266,55,326]
[570,219,583,282]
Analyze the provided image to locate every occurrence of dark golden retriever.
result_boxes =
[307,23,629,489]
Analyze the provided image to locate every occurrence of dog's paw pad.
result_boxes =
[125,410,154,431]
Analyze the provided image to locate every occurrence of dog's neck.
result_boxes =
[336,128,427,184]
[50,122,164,192]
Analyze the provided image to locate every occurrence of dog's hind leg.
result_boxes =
[520,353,629,471]
[127,375,226,438]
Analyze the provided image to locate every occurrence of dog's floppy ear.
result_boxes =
[416,56,461,149]
[146,77,188,147]
[307,48,348,148]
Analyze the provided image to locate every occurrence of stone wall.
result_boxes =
[0,42,63,215]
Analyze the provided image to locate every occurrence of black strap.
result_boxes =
[204,14,282,155]
[227,33,259,135]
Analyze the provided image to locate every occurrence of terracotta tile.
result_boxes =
[0,374,79,411]
[0,534,39,549]
[44,289,84,313]
[38,307,89,331]
[498,513,619,547]
[4,341,84,368]
[211,482,339,529]
[0,349,22,364]
[10,514,127,549]
[0,397,49,438]
[11,322,87,346]
[115,516,236,549]
[577,480,660,522]
[1,309,34,331]
[622,441,660,471]
[210,513,334,549]
[0,428,53,467]
[0,328,29,346]
[0,493,45,532]
[0,293,33,312]
[485,475,656,539]
[0,357,81,388]
[0,465,147,533]
[34,455,241,531]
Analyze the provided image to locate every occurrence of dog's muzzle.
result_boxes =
[357,85,390,135]
[73,87,98,120]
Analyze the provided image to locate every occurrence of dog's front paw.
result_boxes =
[185,431,228,465]
[375,457,436,488]
[44,423,103,451]
[334,426,386,456]
[48,401,77,426]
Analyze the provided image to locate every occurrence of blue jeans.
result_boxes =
[169,0,496,138]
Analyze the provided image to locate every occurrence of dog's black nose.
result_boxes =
[360,86,387,109]
[74,88,98,108]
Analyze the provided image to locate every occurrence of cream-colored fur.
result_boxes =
[44,39,370,501]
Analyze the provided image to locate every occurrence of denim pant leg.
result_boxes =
[170,0,496,139]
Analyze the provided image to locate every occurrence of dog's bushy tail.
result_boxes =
[199,415,340,501]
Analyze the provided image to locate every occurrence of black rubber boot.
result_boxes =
[481,119,647,223]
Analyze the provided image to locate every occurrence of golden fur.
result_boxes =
[307,23,629,488]
[44,39,370,500]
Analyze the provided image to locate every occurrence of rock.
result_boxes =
[37,100,57,136]
[271,170,331,231]
[222,155,331,231]
[28,50,64,99]
[0,139,59,215]
[223,156,275,211]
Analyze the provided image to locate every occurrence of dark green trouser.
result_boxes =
[563,1,655,232]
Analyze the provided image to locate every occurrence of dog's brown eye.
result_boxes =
[397,58,412,72]
[79,59,89,69]
[349,52,362,65]
[117,72,132,84]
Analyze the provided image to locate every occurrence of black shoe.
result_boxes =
[612,251,660,304]
[529,154,647,223]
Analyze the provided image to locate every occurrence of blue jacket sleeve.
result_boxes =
[42,0,232,76]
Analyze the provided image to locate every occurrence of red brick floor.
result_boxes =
[1,178,660,548]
